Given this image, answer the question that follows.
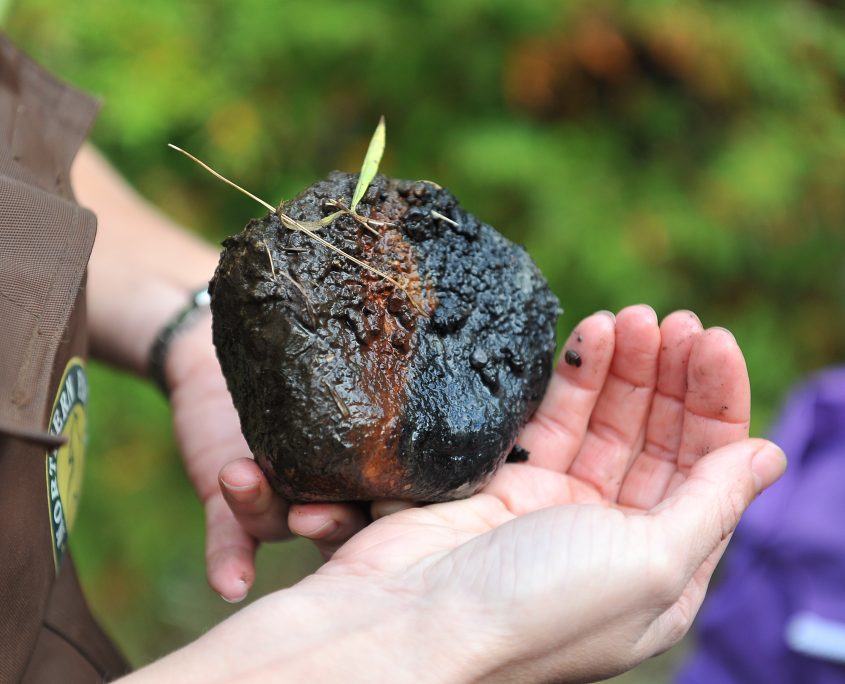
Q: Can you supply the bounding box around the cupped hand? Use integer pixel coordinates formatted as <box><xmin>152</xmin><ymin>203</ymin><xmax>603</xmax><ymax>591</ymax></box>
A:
<box><xmin>165</xmin><ymin>315</ymin><xmax>366</xmax><ymax>601</ymax></box>
<box><xmin>489</xmin><ymin>304</ymin><xmax>752</xmax><ymax>511</ymax></box>
<box><xmin>295</xmin><ymin>305</ymin><xmax>785</xmax><ymax>681</ymax></box>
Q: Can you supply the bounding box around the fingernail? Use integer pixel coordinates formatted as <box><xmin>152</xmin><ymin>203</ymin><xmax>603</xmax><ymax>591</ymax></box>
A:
<box><xmin>219</xmin><ymin>579</ymin><xmax>248</xmax><ymax>604</ymax></box>
<box><xmin>296</xmin><ymin>518</ymin><xmax>337</xmax><ymax>538</ymax></box>
<box><xmin>595</xmin><ymin>310</ymin><xmax>615</xmax><ymax>322</ymax></box>
<box><xmin>709</xmin><ymin>326</ymin><xmax>737</xmax><ymax>342</ymax></box>
<box><xmin>684</xmin><ymin>310</ymin><xmax>702</xmax><ymax>327</ymax></box>
<box><xmin>634</xmin><ymin>303</ymin><xmax>658</xmax><ymax>323</ymax></box>
<box><xmin>221</xmin><ymin>479</ymin><xmax>261</xmax><ymax>504</ymax></box>
<box><xmin>751</xmin><ymin>442</ymin><xmax>787</xmax><ymax>493</ymax></box>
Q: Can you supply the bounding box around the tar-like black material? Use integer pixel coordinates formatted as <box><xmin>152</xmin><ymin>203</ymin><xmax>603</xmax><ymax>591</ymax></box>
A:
<box><xmin>211</xmin><ymin>172</ymin><xmax>559</xmax><ymax>502</ymax></box>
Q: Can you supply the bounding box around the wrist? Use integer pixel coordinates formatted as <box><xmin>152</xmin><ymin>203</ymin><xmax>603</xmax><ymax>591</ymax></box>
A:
<box><xmin>163</xmin><ymin>309</ymin><xmax>216</xmax><ymax>394</ymax></box>
<box><xmin>118</xmin><ymin>574</ymin><xmax>499</xmax><ymax>684</ymax></box>
<box><xmin>279</xmin><ymin>575</ymin><xmax>490</xmax><ymax>684</ymax></box>
<box><xmin>236</xmin><ymin>575</ymin><xmax>472</xmax><ymax>683</ymax></box>
<box><xmin>148</xmin><ymin>285</ymin><xmax>212</xmax><ymax>393</ymax></box>
<box><xmin>88</xmin><ymin>270</ymin><xmax>190</xmax><ymax>375</ymax></box>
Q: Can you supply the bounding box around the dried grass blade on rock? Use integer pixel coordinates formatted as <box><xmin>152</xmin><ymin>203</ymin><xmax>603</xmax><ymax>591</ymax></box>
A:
<box><xmin>167</xmin><ymin>138</ymin><xmax>428</xmax><ymax>317</ymax></box>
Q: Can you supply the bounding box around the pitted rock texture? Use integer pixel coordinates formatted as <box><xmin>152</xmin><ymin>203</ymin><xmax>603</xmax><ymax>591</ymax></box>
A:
<box><xmin>209</xmin><ymin>172</ymin><xmax>559</xmax><ymax>502</ymax></box>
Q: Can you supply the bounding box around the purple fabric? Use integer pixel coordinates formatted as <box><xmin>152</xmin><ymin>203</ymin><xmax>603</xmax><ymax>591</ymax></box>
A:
<box><xmin>676</xmin><ymin>367</ymin><xmax>845</xmax><ymax>683</ymax></box>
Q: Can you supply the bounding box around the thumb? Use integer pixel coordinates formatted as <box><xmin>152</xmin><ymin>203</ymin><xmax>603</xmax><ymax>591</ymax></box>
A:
<box><xmin>656</xmin><ymin>438</ymin><xmax>786</xmax><ymax>577</ymax></box>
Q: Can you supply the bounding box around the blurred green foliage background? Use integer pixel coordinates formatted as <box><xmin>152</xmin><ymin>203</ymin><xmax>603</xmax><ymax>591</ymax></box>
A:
<box><xmin>5</xmin><ymin>0</ymin><xmax>845</xmax><ymax>680</ymax></box>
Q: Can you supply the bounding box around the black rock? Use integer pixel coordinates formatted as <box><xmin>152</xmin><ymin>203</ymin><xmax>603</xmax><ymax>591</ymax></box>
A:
<box><xmin>209</xmin><ymin>172</ymin><xmax>559</xmax><ymax>502</ymax></box>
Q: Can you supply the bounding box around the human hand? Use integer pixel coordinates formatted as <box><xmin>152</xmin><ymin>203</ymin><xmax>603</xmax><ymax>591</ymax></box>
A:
<box><xmin>121</xmin><ymin>433</ymin><xmax>783</xmax><ymax>684</ymax></box>
<box><xmin>132</xmin><ymin>306</ymin><xmax>784</xmax><ymax>684</ymax></box>
<box><xmin>285</xmin><ymin>305</ymin><xmax>756</xmax><ymax>528</ymax></box>
<box><xmin>489</xmin><ymin>304</ymin><xmax>754</xmax><ymax>511</ymax></box>
<box><xmin>292</xmin><ymin>306</ymin><xmax>786</xmax><ymax>681</ymax></box>
<box><xmin>217</xmin><ymin>304</ymin><xmax>772</xmax><ymax>561</ymax></box>
<box><xmin>164</xmin><ymin>315</ymin><xmax>367</xmax><ymax>602</ymax></box>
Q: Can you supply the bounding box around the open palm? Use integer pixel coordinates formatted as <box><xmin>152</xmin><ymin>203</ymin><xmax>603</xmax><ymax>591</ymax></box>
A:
<box><xmin>327</xmin><ymin>304</ymin><xmax>750</xmax><ymax>552</ymax></box>
<box><xmin>498</xmin><ymin>305</ymin><xmax>749</xmax><ymax>509</ymax></box>
<box><xmin>299</xmin><ymin>306</ymin><xmax>775</xmax><ymax>681</ymax></box>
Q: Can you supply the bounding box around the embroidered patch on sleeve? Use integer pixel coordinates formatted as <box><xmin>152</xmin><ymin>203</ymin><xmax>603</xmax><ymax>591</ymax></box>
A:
<box><xmin>45</xmin><ymin>357</ymin><xmax>87</xmax><ymax>570</ymax></box>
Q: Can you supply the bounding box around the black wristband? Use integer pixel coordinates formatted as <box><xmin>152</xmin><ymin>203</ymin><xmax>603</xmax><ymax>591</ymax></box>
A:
<box><xmin>148</xmin><ymin>286</ymin><xmax>211</xmax><ymax>395</ymax></box>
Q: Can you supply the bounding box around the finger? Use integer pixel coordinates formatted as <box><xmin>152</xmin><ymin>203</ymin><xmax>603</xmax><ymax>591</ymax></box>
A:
<box><xmin>517</xmin><ymin>311</ymin><xmax>616</xmax><ymax>471</ymax></box>
<box><xmin>289</xmin><ymin>503</ymin><xmax>369</xmax><ymax>561</ymax></box>
<box><xmin>205</xmin><ymin>492</ymin><xmax>258</xmax><ymax>602</ymax></box>
<box><xmin>626</xmin><ymin>439</ymin><xmax>781</xmax><ymax>658</ymax></box>
<box><xmin>637</xmin><ymin>440</ymin><xmax>785</xmax><ymax>651</ymax></box>
<box><xmin>568</xmin><ymin>305</ymin><xmax>661</xmax><ymax>499</ymax></box>
<box><xmin>676</xmin><ymin>534</ymin><xmax>732</xmax><ymax>623</ymax></box>
<box><xmin>663</xmin><ymin>327</ymin><xmax>751</xmax><ymax>497</ymax></box>
<box><xmin>483</xmin><ymin>463</ymin><xmax>603</xmax><ymax>515</ymax></box>
<box><xmin>618</xmin><ymin>311</ymin><xmax>703</xmax><ymax>509</ymax></box>
<box><xmin>636</xmin><ymin>536</ymin><xmax>731</xmax><ymax>657</ymax></box>
<box><xmin>655</xmin><ymin>438</ymin><xmax>786</xmax><ymax>578</ymax></box>
<box><xmin>219</xmin><ymin>458</ymin><xmax>291</xmax><ymax>541</ymax></box>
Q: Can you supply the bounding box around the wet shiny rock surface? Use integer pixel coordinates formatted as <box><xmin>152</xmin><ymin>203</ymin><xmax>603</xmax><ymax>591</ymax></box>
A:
<box><xmin>209</xmin><ymin>172</ymin><xmax>559</xmax><ymax>502</ymax></box>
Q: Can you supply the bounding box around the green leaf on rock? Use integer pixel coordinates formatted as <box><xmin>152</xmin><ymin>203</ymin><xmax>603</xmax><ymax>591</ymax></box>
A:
<box><xmin>351</xmin><ymin>116</ymin><xmax>385</xmax><ymax>212</ymax></box>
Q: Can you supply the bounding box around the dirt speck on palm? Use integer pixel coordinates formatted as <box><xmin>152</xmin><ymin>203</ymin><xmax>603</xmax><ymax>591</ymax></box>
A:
<box><xmin>209</xmin><ymin>172</ymin><xmax>559</xmax><ymax>502</ymax></box>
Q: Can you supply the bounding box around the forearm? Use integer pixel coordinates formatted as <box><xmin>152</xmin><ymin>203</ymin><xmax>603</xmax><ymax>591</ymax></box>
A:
<box><xmin>116</xmin><ymin>577</ymin><xmax>485</xmax><ymax>684</ymax></box>
<box><xmin>72</xmin><ymin>144</ymin><xmax>219</xmax><ymax>375</ymax></box>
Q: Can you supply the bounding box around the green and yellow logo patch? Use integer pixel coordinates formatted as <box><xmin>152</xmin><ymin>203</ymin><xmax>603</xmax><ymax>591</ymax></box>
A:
<box><xmin>45</xmin><ymin>357</ymin><xmax>87</xmax><ymax>569</ymax></box>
